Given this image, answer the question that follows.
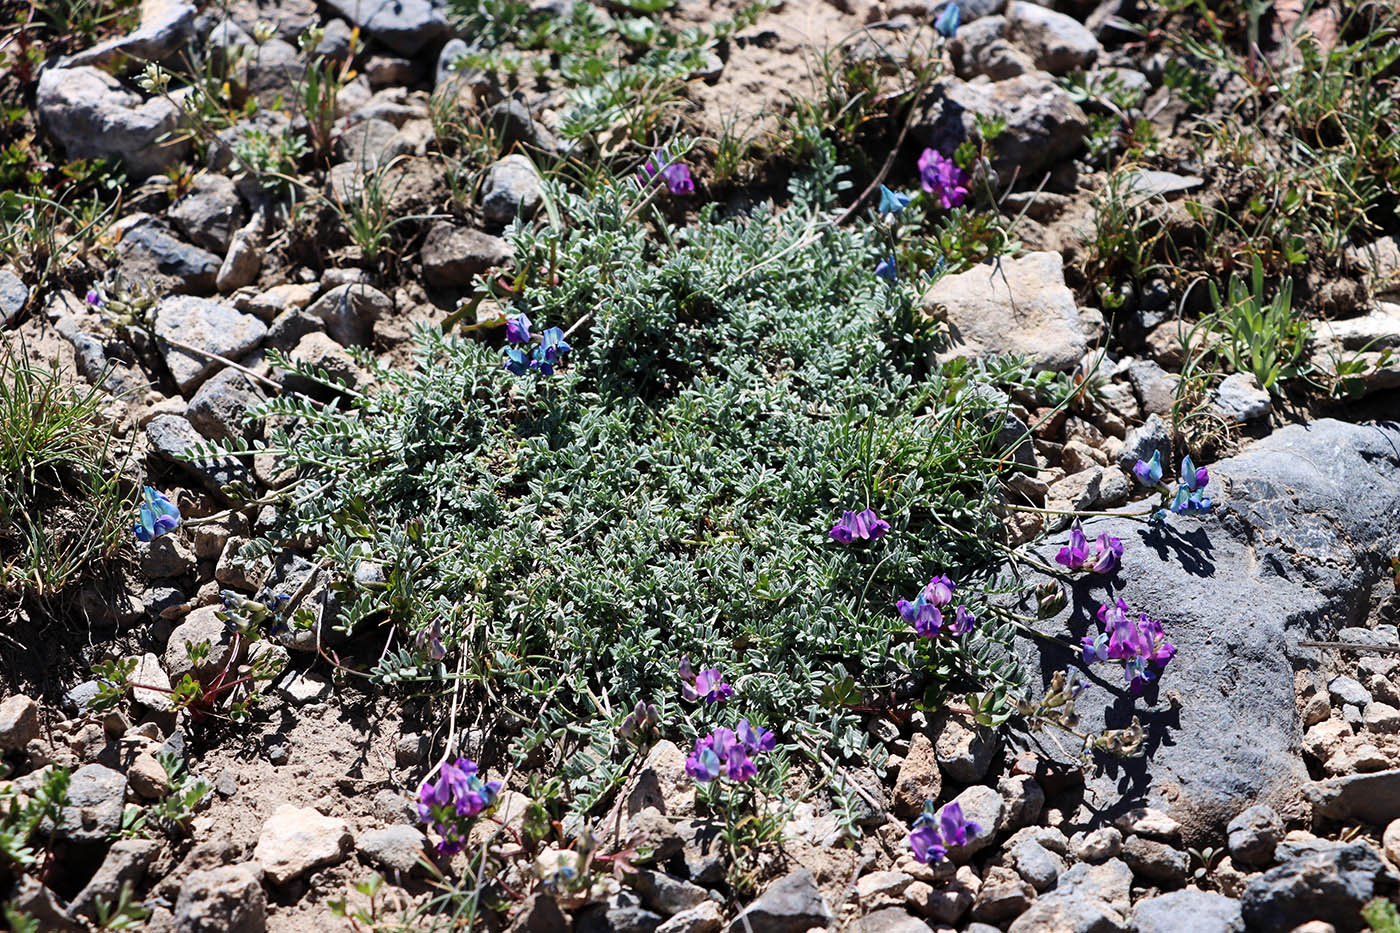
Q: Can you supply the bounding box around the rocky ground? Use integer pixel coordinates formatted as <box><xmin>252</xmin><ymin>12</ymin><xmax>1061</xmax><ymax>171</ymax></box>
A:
<box><xmin>4</xmin><ymin>0</ymin><xmax>1400</xmax><ymax>930</ymax></box>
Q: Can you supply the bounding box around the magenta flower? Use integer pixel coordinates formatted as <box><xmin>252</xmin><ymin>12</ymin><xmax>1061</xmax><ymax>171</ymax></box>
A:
<box><xmin>686</xmin><ymin>723</ymin><xmax>774</xmax><ymax>784</ymax></box>
<box><xmin>505</xmin><ymin>312</ymin><xmax>533</xmax><ymax>345</ymax></box>
<box><xmin>924</xmin><ymin>575</ymin><xmax>955</xmax><ymax>606</ymax></box>
<box><xmin>917</xmin><ymin>148</ymin><xmax>969</xmax><ymax>209</ymax></box>
<box><xmin>898</xmin><ymin>595</ymin><xmax>943</xmax><ymax>637</ymax></box>
<box><xmin>829</xmin><ymin>508</ymin><xmax>890</xmax><ymax>543</ymax></box>
<box><xmin>640</xmin><ymin>152</ymin><xmax>694</xmax><ymax>196</ymax></box>
<box><xmin>679</xmin><ymin>657</ymin><xmax>734</xmax><ymax>704</ymax></box>
<box><xmin>1056</xmin><ymin>522</ymin><xmax>1090</xmax><ymax>571</ymax></box>
<box><xmin>1057</xmin><ymin>522</ymin><xmax>1122</xmax><ymax>574</ymax></box>
<box><xmin>1089</xmin><ymin>532</ymin><xmax>1123</xmax><ymax>574</ymax></box>
<box><xmin>951</xmin><ymin>605</ymin><xmax>977</xmax><ymax>635</ymax></box>
<box><xmin>1082</xmin><ymin>599</ymin><xmax>1176</xmax><ymax>692</ymax></box>
<box><xmin>417</xmin><ymin>758</ymin><xmax>502</xmax><ymax>853</ymax></box>
<box><xmin>85</xmin><ymin>288</ymin><xmax>102</xmax><ymax>307</ymax></box>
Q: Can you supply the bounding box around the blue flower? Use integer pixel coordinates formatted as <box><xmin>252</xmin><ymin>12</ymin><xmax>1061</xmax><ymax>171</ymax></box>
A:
<box><xmin>875</xmin><ymin>255</ymin><xmax>898</xmax><ymax>282</ymax></box>
<box><xmin>504</xmin><ymin>347</ymin><xmax>529</xmax><ymax>375</ymax></box>
<box><xmin>528</xmin><ymin>326</ymin><xmax>572</xmax><ymax>375</ymax></box>
<box><xmin>934</xmin><ymin>1</ymin><xmax>960</xmax><ymax>37</ymax></box>
<box><xmin>1170</xmin><ymin>455</ymin><xmax>1212</xmax><ymax>512</ymax></box>
<box><xmin>505</xmin><ymin>312</ymin><xmax>533</xmax><ymax>345</ymax></box>
<box><xmin>134</xmin><ymin>486</ymin><xmax>180</xmax><ymax>542</ymax></box>
<box><xmin>878</xmin><ymin>185</ymin><xmax>911</xmax><ymax>214</ymax></box>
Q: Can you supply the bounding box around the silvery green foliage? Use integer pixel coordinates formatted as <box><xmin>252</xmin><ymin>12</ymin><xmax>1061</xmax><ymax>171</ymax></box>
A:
<box><xmin>214</xmin><ymin>139</ymin><xmax>1025</xmax><ymax>777</ymax></box>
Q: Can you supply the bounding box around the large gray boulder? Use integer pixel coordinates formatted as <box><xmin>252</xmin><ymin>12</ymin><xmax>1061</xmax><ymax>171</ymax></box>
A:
<box><xmin>321</xmin><ymin>0</ymin><xmax>447</xmax><ymax>56</ymax></box>
<box><xmin>37</xmin><ymin>66</ymin><xmax>187</xmax><ymax>178</ymax></box>
<box><xmin>1013</xmin><ymin>420</ymin><xmax>1400</xmax><ymax>846</ymax></box>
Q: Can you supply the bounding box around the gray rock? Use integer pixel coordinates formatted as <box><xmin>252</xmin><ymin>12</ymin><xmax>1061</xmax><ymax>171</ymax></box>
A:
<box><xmin>154</xmin><ymin>296</ymin><xmax>266</xmax><ymax>393</ymax></box>
<box><xmin>169</xmin><ymin>173</ymin><xmax>245</xmax><ymax>254</ymax></box>
<box><xmin>1330</xmin><ymin>675</ymin><xmax>1372</xmax><ymax>708</ymax></box>
<box><xmin>969</xmin><ymin>866</ymin><xmax>1034</xmax><ymax>924</ymax></box>
<box><xmin>945</xmin><ymin>785</ymin><xmax>1002</xmax><ymax>861</ymax></box>
<box><xmin>208</xmin><ymin>110</ymin><xmax>291</xmax><ymax>174</ymax></box>
<box><xmin>1009</xmin><ymin>838</ymin><xmax>1064</xmax><ymax>891</ymax></box>
<box><xmin>1116</xmin><ymin>412</ymin><xmax>1171</xmax><ymax>473</ymax></box>
<box><xmin>173</xmin><ymin>863</ymin><xmax>267</xmax><ymax>933</ymax></box>
<box><xmin>356</xmin><ymin>825</ymin><xmax>426</xmax><ymax>875</ymax></box>
<box><xmin>1302</xmin><ymin>769</ymin><xmax>1400</xmax><ymax>825</ymax></box>
<box><xmin>187</xmin><ymin>368</ymin><xmax>262</xmax><ymax>441</ymax></box>
<box><xmin>54</xmin><ymin>321</ymin><xmax>146</xmax><ymax>399</ymax></box>
<box><xmin>336</xmin><ymin>117</ymin><xmax>410</xmax><ymax>171</ymax></box>
<box><xmin>216</xmin><ymin>220</ymin><xmax>264</xmax><ymax>294</ymax></box>
<box><xmin>37</xmin><ymin>67</ymin><xmax>187</xmax><ymax>178</ymax></box>
<box><xmin>117</xmin><ymin>220</ymin><xmax>222</xmax><ymax>294</ymax></box>
<box><xmin>57</xmin><ymin>0</ymin><xmax>195</xmax><ymax>68</ymax></box>
<box><xmin>420</xmin><ymin>222</ymin><xmax>513</xmax><ymax>288</ymax></box>
<box><xmin>633</xmin><ymin>870</ymin><xmax>710</xmax><ymax>916</ymax></box>
<box><xmin>933</xmin><ymin>711</ymin><xmax>997</xmax><ymax>782</ymax></box>
<box><xmin>278</xmin><ymin>670</ymin><xmax>332</xmax><ymax>704</ymax></box>
<box><xmin>50</xmin><ymin>764</ymin><xmax>126</xmax><ymax>844</ymax></box>
<box><xmin>63</xmin><ymin>681</ymin><xmax>102</xmax><ymax>716</ymax></box>
<box><xmin>1131</xmin><ymin>889</ymin><xmax>1243</xmax><ymax>933</ymax></box>
<box><xmin>305</xmin><ymin>282</ymin><xmax>391</xmax><ymax>347</ymax></box>
<box><xmin>1114</xmin><ymin>806</ymin><xmax>1182</xmax><ymax>842</ymax></box>
<box><xmin>243</xmin><ymin>37</ymin><xmax>303</xmax><ymax>107</ymax></box>
<box><xmin>139</xmin><ymin>534</ymin><xmax>194</xmax><ymax>579</ymax></box>
<box><xmin>436</xmin><ymin>37</ymin><xmax>468</xmax><ymax>88</ymax></box>
<box><xmin>371</xmin><ymin>789</ymin><xmax>417</xmax><ymax>824</ymax></box>
<box><xmin>915</xmin><ymin>73</ymin><xmax>1087</xmax><ymax>179</ymax></box>
<box><xmin>949</xmin><ymin>16</ymin><xmax>1035</xmax><ymax>81</ymax></box>
<box><xmin>860</xmin><ymin>908</ymin><xmax>935</xmax><ymax>932</ymax></box>
<box><xmin>1213</xmin><ymin>373</ymin><xmax>1271</xmax><ymax>423</ymax></box>
<box><xmin>146</xmin><ymin>414</ymin><xmax>254</xmax><ymax>497</ymax></box>
<box><xmin>322</xmin><ymin>0</ymin><xmax>447</xmax><ymax>56</ymax></box>
<box><xmin>998</xmin><ymin>774</ymin><xmax>1045</xmax><ymax>829</ymax></box>
<box><xmin>1075</xmin><ymin>827</ymin><xmax>1122</xmax><ymax>862</ymax></box>
<box><xmin>1017</xmin><ymin>421</ymin><xmax>1400</xmax><ymax>846</ymax></box>
<box><xmin>265</xmin><ymin>308</ymin><xmax>324</xmax><ymax>352</ymax></box>
<box><xmin>578</xmin><ymin>890</ymin><xmax>664</xmax><ymax>933</ymax></box>
<box><xmin>1008</xmin><ymin>899</ymin><xmax>1127</xmax><ymax>933</ymax></box>
<box><xmin>1126</xmin><ymin>358</ymin><xmax>1179</xmax><ymax>417</ymax></box>
<box><xmin>1121</xmin><ymin>835</ymin><xmax>1190</xmax><ymax>885</ymax></box>
<box><xmin>484</xmin><ymin>99</ymin><xmax>558</xmax><ymax>152</ymax></box>
<box><xmin>1241</xmin><ymin>842</ymin><xmax>1393</xmax><ymax>932</ymax></box>
<box><xmin>68</xmin><ymin>838</ymin><xmax>161</xmax><ymax>919</ymax></box>
<box><xmin>1048</xmin><ymin>859</ymin><xmax>1133</xmax><ymax>915</ymax></box>
<box><xmin>0</xmin><ymin>267</ymin><xmax>29</xmax><ymax>325</ymax></box>
<box><xmin>482</xmin><ymin>154</ymin><xmax>543</xmax><ymax>224</ymax></box>
<box><xmin>1005</xmin><ymin>2</ymin><xmax>1101</xmax><ymax>74</ymax></box>
<box><xmin>508</xmin><ymin>894</ymin><xmax>570</xmax><ymax>933</ymax></box>
<box><xmin>0</xmin><ymin>695</ymin><xmax>39</xmax><ymax>750</ymax></box>
<box><xmin>9</xmin><ymin>877</ymin><xmax>82</xmax><ymax>933</ymax></box>
<box><xmin>728</xmin><ymin>868</ymin><xmax>832</xmax><ymax>933</ymax></box>
<box><xmin>1226</xmin><ymin>804</ymin><xmax>1283</xmax><ymax>867</ymax></box>
<box><xmin>164</xmin><ymin>605</ymin><xmax>238</xmax><ymax>684</ymax></box>
<box><xmin>924</xmin><ymin>251</ymin><xmax>1088</xmax><ymax>373</ymax></box>
<box><xmin>1120</xmin><ymin>170</ymin><xmax>1205</xmax><ymax>201</ymax></box>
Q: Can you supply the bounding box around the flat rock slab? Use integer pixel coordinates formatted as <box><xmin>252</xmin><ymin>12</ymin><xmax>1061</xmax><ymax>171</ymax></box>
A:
<box><xmin>1302</xmin><ymin>770</ymin><xmax>1400</xmax><ymax>826</ymax></box>
<box><xmin>924</xmin><ymin>251</ymin><xmax>1088</xmax><ymax>373</ymax></box>
<box><xmin>154</xmin><ymin>296</ymin><xmax>266</xmax><ymax>394</ymax></box>
<box><xmin>1012</xmin><ymin>420</ymin><xmax>1400</xmax><ymax>846</ymax></box>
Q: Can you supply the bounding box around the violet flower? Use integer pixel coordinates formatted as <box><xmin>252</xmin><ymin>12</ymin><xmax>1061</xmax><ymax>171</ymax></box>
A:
<box><xmin>909</xmin><ymin>800</ymin><xmax>981</xmax><ymax>864</ymax></box>
<box><xmin>529</xmin><ymin>326</ymin><xmax>571</xmax><ymax>376</ymax></box>
<box><xmin>829</xmin><ymin>508</ymin><xmax>890</xmax><ymax>543</ymax></box>
<box><xmin>1089</xmin><ymin>532</ymin><xmax>1123</xmax><ymax>574</ymax></box>
<box><xmin>680</xmin><ymin>657</ymin><xmax>734</xmax><ymax>704</ymax></box>
<box><xmin>1056</xmin><ymin>521</ymin><xmax>1090</xmax><ymax>571</ymax></box>
<box><xmin>640</xmin><ymin>152</ymin><xmax>694</xmax><ymax>196</ymax></box>
<box><xmin>950</xmin><ymin>605</ymin><xmax>977</xmax><ymax>635</ymax></box>
<box><xmin>1132</xmin><ymin>449</ymin><xmax>1163</xmax><ymax>486</ymax></box>
<box><xmin>417</xmin><ymin>757</ymin><xmax>502</xmax><ymax>853</ymax></box>
<box><xmin>134</xmin><ymin>486</ymin><xmax>181</xmax><ymax>542</ymax></box>
<box><xmin>85</xmin><ymin>288</ymin><xmax>102</xmax><ymax>307</ymax></box>
<box><xmin>1081</xmin><ymin>599</ymin><xmax>1176</xmax><ymax>692</ymax></box>
<box><xmin>417</xmin><ymin>617</ymin><xmax>446</xmax><ymax>661</ymax></box>
<box><xmin>898</xmin><ymin>594</ymin><xmax>944</xmax><ymax>637</ymax></box>
<box><xmin>505</xmin><ymin>312</ymin><xmax>533</xmax><ymax>345</ymax></box>
<box><xmin>875</xmin><ymin>255</ymin><xmax>898</xmax><ymax>283</ymax></box>
<box><xmin>879</xmin><ymin>185</ymin><xmax>911</xmax><ymax>214</ymax></box>
<box><xmin>934</xmin><ymin>1</ymin><xmax>960</xmax><ymax>38</ymax></box>
<box><xmin>686</xmin><ymin>723</ymin><xmax>774</xmax><ymax>784</ymax></box>
<box><xmin>917</xmin><ymin>148</ymin><xmax>969</xmax><ymax>209</ymax></box>
<box><xmin>924</xmin><ymin>575</ymin><xmax>955</xmax><ymax>606</ymax></box>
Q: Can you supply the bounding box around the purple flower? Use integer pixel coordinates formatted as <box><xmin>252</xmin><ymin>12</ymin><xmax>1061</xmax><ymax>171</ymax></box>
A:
<box><xmin>134</xmin><ymin>486</ymin><xmax>181</xmax><ymax>542</ymax></box>
<box><xmin>1056</xmin><ymin>521</ymin><xmax>1090</xmax><ymax>571</ymax></box>
<box><xmin>875</xmin><ymin>255</ymin><xmax>897</xmax><ymax>282</ymax></box>
<box><xmin>909</xmin><ymin>801</ymin><xmax>981</xmax><ymax>863</ymax></box>
<box><xmin>529</xmin><ymin>326</ymin><xmax>571</xmax><ymax>376</ymax></box>
<box><xmin>724</xmin><ymin>745</ymin><xmax>757</xmax><ymax>781</ymax></box>
<box><xmin>909</xmin><ymin>823</ymin><xmax>946</xmax><ymax>864</ymax></box>
<box><xmin>685</xmin><ymin>744</ymin><xmax>722</xmax><ymax>782</ymax></box>
<box><xmin>1084</xmin><ymin>599</ymin><xmax>1176</xmax><ymax>692</ymax></box>
<box><xmin>1171</xmin><ymin>455</ymin><xmax>1212</xmax><ymax>513</ymax></box>
<box><xmin>417</xmin><ymin>618</ymin><xmax>446</xmax><ymax>661</ymax></box>
<box><xmin>950</xmin><ymin>605</ymin><xmax>977</xmax><ymax>635</ymax></box>
<box><xmin>917</xmin><ymin>148</ymin><xmax>969</xmax><ymax>209</ymax></box>
<box><xmin>640</xmin><ymin>152</ymin><xmax>694</xmax><ymax>195</ymax></box>
<box><xmin>417</xmin><ymin>757</ymin><xmax>502</xmax><ymax>852</ymax></box>
<box><xmin>829</xmin><ymin>508</ymin><xmax>890</xmax><ymax>543</ymax></box>
<box><xmin>923</xmin><ymin>575</ymin><xmax>955</xmax><ymax>607</ymax></box>
<box><xmin>1089</xmin><ymin>532</ymin><xmax>1123</xmax><ymax>574</ymax></box>
<box><xmin>1133</xmin><ymin>449</ymin><xmax>1163</xmax><ymax>486</ymax></box>
<box><xmin>737</xmin><ymin>718</ymin><xmax>777</xmax><ymax>753</ymax></box>
<box><xmin>505</xmin><ymin>312</ymin><xmax>533</xmax><ymax>345</ymax></box>
<box><xmin>687</xmin><ymin>725</ymin><xmax>771</xmax><ymax>783</ymax></box>
<box><xmin>85</xmin><ymin>288</ymin><xmax>102</xmax><ymax>307</ymax></box>
<box><xmin>934</xmin><ymin>1</ymin><xmax>960</xmax><ymax>38</ymax></box>
<box><xmin>680</xmin><ymin>657</ymin><xmax>734</xmax><ymax>704</ymax></box>
<box><xmin>898</xmin><ymin>595</ymin><xmax>944</xmax><ymax>637</ymax></box>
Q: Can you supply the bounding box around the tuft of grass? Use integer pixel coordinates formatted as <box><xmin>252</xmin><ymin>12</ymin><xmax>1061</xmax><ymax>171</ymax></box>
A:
<box><xmin>0</xmin><ymin>347</ymin><xmax>129</xmax><ymax>600</ymax></box>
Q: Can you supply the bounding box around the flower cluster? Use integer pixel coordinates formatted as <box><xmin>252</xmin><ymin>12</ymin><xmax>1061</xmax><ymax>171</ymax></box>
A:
<box><xmin>217</xmin><ymin>587</ymin><xmax>290</xmax><ymax>637</ymax></box>
<box><xmin>684</xmin><ymin>719</ymin><xmax>775</xmax><ymax>783</ymax></box>
<box><xmin>620</xmin><ymin>700</ymin><xmax>660</xmax><ymax>744</ymax></box>
<box><xmin>1133</xmin><ymin>451</ymin><xmax>1212</xmax><ymax>515</ymax></box>
<box><xmin>829</xmin><ymin>508</ymin><xmax>889</xmax><ymax>543</ymax></box>
<box><xmin>917</xmin><ymin>148</ymin><xmax>970</xmax><ymax>209</ymax></box>
<box><xmin>504</xmin><ymin>312</ymin><xmax>572</xmax><ymax>376</ymax></box>
<box><xmin>909</xmin><ymin>800</ymin><xmax>979</xmax><ymax>863</ymax></box>
<box><xmin>1055</xmin><ymin>521</ymin><xmax>1122</xmax><ymax>574</ymax></box>
<box><xmin>639</xmin><ymin>151</ymin><xmax>694</xmax><ymax>196</ymax></box>
<box><xmin>897</xmin><ymin>575</ymin><xmax>977</xmax><ymax>638</ymax></box>
<box><xmin>134</xmin><ymin>486</ymin><xmax>180</xmax><ymax>542</ymax></box>
<box><xmin>417</xmin><ymin>758</ymin><xmax>503</xmax><ymax>853</ymax></box>
<box><xmin>680</xmin><ymin>657</ymin><xmax>734</xmax><ymax>704</ymax></box>
<box><xmin>1081</xmin><ymin>598</ymin><xmax>1176</xmax><ymax>692</ymax></box>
